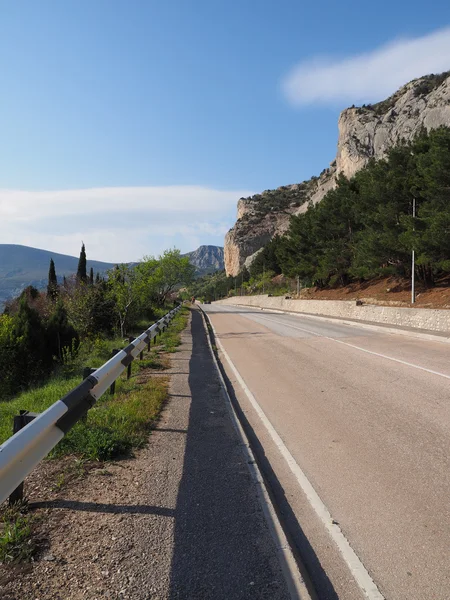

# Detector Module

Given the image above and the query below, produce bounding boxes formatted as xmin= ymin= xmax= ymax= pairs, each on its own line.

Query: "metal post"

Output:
xmin=9 ymin=411 xmax=39 ymax=505
xmin=110 ymin=349 xmax=120 ymax=395
xmin=83 ymin=367 xmax=96 ymax=380
xmin=263 ymin=261 xmax=265 ymax=295
xmin=127 ymin=337 xmax=134 ymax=379
xmin=411 ymin=197 xmax=416 ymax=304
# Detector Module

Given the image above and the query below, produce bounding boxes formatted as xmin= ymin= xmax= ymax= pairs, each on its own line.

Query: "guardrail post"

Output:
xmin=83 ymin=367 xmax=96 ymax=379
xmin=9 ymin=411 xmax=39 ymax=505
xmin=127 ymin=337 xmax=134 ymax=379
xmin=110 ymin=349 xmax=120 ymax=395
xmin=82 ymin=368 xmax=96 ymax=422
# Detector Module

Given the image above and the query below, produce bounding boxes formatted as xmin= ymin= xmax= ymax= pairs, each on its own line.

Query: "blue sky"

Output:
xmin=1 ymin=1 xmax=449 ymax=261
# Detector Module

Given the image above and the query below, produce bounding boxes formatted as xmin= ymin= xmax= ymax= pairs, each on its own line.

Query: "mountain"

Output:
xmin=0 ymin=244 xmax=115 ymax=306
xmin=224 ymin=71 xmax=450 ymax=276
xmin=183 ymin=245 xmax=224 ymax=276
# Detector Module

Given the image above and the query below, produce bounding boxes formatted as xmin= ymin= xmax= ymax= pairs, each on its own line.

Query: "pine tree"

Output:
xmin=47 ymin=259 xmax=58 ymax=300
xmin=89 ymin=267 xmax=94 ymax=285
xmin=77 ymin=243 xmax=87 ymax=282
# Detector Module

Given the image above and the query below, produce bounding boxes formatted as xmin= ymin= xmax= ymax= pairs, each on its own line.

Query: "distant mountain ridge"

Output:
xmin=0 ymin=243 xmax=225 ymax=308
xmin=183 ymin=245 xmax=224 ymax=275
xmin=0 ymin=244 xmax=115 ymax=306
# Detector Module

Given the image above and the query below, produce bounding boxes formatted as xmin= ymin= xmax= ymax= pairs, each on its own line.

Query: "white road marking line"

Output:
xmin=209 ymin=320 xmax=385 ymax=600
xmin=256 ymin=314 xmax=450 ymax=380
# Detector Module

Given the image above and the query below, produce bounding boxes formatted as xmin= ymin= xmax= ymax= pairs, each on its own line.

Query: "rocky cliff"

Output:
xmin=225 ymin=71 xmax=450 ymax=276
xmin=183 ymin=245 xmax=224 ymax=276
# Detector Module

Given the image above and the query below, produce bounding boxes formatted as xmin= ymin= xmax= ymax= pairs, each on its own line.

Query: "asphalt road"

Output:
xmin=202 ymin=303 xmax=450 ymax=600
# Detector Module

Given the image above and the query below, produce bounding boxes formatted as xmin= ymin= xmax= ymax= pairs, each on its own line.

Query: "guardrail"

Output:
xmin=0 ymin=305 xmax=182 ymax=506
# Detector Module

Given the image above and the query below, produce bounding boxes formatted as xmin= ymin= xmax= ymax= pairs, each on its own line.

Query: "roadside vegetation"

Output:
xmin=0 ymin=248 xmax=193 ymax=401
xmin=0 ymin=307 xmax=188 ymax=563
xmin=0 ymin=244 xmax=191 ymax=563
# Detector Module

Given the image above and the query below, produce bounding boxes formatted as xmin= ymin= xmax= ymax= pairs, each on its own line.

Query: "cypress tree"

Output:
xmin=63 ymin=275 xmax=67 ymax=287
xmin=95 ymin=272 xmax=100 ymax=284
xmin=47 ymin=258 xmax=58 ymax=300
xmin=89 ymin=267 xmax=94 ymax=285
xmin=77 ymin=243 xmax=87 ymax=282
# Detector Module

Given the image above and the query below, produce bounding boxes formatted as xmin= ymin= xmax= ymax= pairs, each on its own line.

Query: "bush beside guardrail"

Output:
xmin=0 ymin=305 xmax=181 ymax=506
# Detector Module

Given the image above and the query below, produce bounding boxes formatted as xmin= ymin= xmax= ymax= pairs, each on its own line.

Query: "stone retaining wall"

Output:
xmin=216 ymin=296 xmax=450 ymax=333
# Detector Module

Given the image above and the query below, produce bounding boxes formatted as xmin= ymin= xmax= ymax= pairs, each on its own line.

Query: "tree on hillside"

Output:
xmin=47 ymin=258 xmax=58 ymax=300
xmin=136 ymin=249 xmax=195 ymax=306
xmin=107 ymin=264 xmax=138 ymax=337
xmin=46 ymin=300 xmax=79 ymax=361
xmin=13 ymin=296 xmax=51 ymax=387
xmin=63 ymin=279 xmax=96 ymax=338
xmin=95 ymin=272 xmax=100 ymax=284
xmin=77 ymin=243 xmax=87 ymax=282
xmin=89 ymin=267 xmax=94 ymax=285
xmin=275 ymin=127 xmax=450 ymax=286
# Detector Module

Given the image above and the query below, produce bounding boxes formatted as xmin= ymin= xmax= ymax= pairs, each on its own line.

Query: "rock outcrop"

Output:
xmin=183 ymin=245 xmax=224 ymax=276
xmin=225 ymin=71 xmax=450 ymax=276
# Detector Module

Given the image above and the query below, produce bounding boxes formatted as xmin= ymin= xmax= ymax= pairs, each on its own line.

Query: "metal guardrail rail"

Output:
xmin=0 ymin=305 xmax=181 ymax=505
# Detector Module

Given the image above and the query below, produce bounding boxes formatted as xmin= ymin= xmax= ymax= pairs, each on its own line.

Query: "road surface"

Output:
xmin=202 ymin=303 xmax=450 ymax=600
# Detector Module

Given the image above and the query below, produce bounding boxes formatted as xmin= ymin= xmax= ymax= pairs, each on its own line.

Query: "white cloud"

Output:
xmin=282 ymin=27 xmax=450 ymax=106
xmin=0 ymin=185 xmax=253 ymax=262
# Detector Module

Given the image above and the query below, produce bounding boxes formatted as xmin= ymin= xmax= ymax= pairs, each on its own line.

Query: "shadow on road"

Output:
xmin=168 ymin=310 xmax=291 ymax=599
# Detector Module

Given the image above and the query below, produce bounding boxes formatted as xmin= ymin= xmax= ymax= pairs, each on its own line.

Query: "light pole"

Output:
xmin=411 ymin=197 xmax=416 ymax=304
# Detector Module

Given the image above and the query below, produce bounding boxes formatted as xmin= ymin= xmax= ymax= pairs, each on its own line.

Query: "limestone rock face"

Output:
xmin=336 ymin=75 xmax=450 ymax=179
xmin=224 ymin=72 xmax=450 ymax=276
xmin=183 ymin=245 xmax=224 ymax=275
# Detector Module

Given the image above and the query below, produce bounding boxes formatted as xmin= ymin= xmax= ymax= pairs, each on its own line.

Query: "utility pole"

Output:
xmin=263 ymin=260 xmax=265 ymax=295
xmin=411 ymin=197 xmax=416 ymax=304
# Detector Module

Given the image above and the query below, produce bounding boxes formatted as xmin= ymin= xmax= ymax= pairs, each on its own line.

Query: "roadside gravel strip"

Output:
xmin=0 ymin=310 xmax=292 ymax=600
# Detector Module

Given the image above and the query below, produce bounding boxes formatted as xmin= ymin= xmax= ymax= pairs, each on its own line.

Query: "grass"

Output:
xmin=51 ymin=375 xmax=168 ymax=461
xmin=0 ymin=504 xmax=35 ymax=563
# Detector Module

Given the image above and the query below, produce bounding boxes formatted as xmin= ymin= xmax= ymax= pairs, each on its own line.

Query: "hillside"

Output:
xmin=225 ymin=70 xmax=450 ymax=276
xmin=0 ymin=245 xmax=115 ymax=306
xmin=183 ymin=245 xmax=224 ymax=276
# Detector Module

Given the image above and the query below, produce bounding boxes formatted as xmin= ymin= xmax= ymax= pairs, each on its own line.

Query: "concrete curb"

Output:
xmin=220 ymin=302 xmax=450 ymax=344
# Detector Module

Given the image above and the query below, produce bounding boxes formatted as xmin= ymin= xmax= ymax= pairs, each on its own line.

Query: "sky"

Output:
xmin=1 ymin=1 xmax=450 ymax=262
